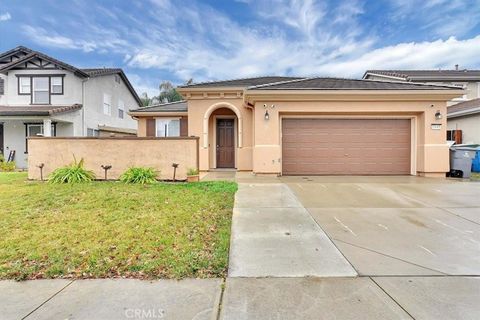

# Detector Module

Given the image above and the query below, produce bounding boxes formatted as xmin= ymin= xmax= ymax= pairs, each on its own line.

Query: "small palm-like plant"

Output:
xmin=120 ymin=167 xmax=158 ymax=184
xmin=49 ymin=157 xmax=95 ymax=183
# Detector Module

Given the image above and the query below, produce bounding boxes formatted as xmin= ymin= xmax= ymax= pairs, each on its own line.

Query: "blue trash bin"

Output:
xmin=473 ymin=150 xmax=480 ymax=173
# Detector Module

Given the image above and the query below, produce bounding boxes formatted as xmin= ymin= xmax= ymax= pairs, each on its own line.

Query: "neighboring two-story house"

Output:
xmin=363 ymin=68 xmax=480 ymax=144
xmin=0 ymin=46 xmax=142 ymax=168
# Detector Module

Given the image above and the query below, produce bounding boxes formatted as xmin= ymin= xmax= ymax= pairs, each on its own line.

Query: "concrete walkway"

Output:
xmin=228 ymin=182 xmax=357 ymax=277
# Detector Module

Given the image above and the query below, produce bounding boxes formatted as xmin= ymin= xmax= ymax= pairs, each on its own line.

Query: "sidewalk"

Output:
xmin=4 ymin=277 xmax=480 ymax=319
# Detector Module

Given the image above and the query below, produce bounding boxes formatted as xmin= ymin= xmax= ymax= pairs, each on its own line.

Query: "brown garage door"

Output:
xmin=282 ymin=119 xmax=411 ymax=175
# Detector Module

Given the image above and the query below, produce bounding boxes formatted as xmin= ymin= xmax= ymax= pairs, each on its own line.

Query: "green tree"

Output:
xmin=140 ymin=92 xmax=152 ymax=107
xmin=157 ymin=81 xmax=183 ymax=103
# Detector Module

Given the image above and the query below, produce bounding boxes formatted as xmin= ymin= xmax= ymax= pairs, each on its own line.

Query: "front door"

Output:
xmin=216 ymin=119 xmax=235 ymax=168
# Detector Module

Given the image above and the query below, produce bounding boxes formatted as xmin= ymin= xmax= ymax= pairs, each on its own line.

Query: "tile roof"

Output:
xmin=130 ymin=100 xmax=188 ymax=113
xmin=0 ymin=104 xmax=83 ymax=116
xmin=447 ymin=98 xmax=480 ymax=117
xmin=81 ymin=68 xmax=124 ymax=77
xmin=247 ymin=77 xmax=459 ymax=90
xmin=178 ymin=76 xmax=304 ymax=88
xmin=364 ymin=70 xmax=480 ymax=80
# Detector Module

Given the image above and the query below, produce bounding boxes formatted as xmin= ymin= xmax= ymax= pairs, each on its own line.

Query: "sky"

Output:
xmin=1 ymin=0 xmax=480 ymax=96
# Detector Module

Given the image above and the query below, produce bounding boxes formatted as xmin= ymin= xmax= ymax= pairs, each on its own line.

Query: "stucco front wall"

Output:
xmin=28 ymin=137 xmax=199 ymax=180
xmin=251 ymin=99 xmax=449 ymax=176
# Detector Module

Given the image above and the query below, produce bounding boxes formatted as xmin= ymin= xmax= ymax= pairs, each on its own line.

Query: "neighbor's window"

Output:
xmin=32 ymin=77 xmax=49 ymax=104
xmin=103 ymin=93 xmax=111 ymax=115
xmin=118 ymin=99 xmax=124 ymax=119
xmin=19 ymin=77 xmax=31 ymax=94
xmin=51 ymin=77 xmax=63 ymax=94
xmin=155 ymin=118 xmax=180 ymax=137
xmin=25 ymin=123 xmax=56 ymax=153
xmin=87 ymin=128 xmax=99 ymax=137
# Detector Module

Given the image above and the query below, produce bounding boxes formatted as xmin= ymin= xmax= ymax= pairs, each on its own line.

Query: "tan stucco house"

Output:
xmin=129 ymin=77 xmax=464 ymax=177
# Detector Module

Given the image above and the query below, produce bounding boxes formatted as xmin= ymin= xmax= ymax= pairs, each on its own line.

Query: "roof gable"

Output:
xmin=0 ymin=48 xmax=89 ymax=77
xmin=81 ymin=68 xmax=142 ymax=108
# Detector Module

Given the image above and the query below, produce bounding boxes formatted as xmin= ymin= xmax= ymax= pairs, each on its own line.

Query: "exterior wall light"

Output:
xmin=263 ymin=104 xmax=275 ymax=121
xmin=435 ymin=110 xmax=442 ymax=120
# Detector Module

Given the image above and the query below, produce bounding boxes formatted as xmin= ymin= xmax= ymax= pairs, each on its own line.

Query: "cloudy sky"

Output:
xmin=1 ymin=0 xmax=480 ymax=96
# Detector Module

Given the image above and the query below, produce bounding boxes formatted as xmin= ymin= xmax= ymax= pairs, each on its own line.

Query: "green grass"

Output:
xmin=471 ymin=172 xmax=480 ymax=181
xmin=0 ymin=172 xmax=237 ymax=280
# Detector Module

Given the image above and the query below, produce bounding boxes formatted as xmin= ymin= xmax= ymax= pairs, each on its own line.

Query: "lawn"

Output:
xmin=0 ymin=172 xmax=237 ymax=280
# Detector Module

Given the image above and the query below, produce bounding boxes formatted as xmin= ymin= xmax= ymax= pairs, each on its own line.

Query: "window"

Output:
xmin=32 ymin=77 xmax=49 ymax=104
xmin=103 ymin=93 xmax=111 ymax=115
xmin=17 ymin=75 xmax=65 ymax=102
xmin=114 ymin=74 xmax=121 ymax=84
xmin=87 ymin=128 xmax=99 ymax=137
xmin=155 ymin=118 xmax=180 ymax=137
xmin=118 ymin=99 xmax=124 ymax=119
xmin=51 ymin=77 xmax=63 ymax=94
xmin=25 ymin=123 xmax=56 ymax=153
xmin=19 ymin=77 xmax=31 ymax=94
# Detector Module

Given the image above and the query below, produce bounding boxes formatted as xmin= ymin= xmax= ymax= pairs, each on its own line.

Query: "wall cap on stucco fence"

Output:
xmin=27 ymin=136 xmax=200 ymax=141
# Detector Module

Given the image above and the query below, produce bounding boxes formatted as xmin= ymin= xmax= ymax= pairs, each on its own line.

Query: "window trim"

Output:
xmin=24 ymin=122 xmax=57 ymax=153
xmin=50 ymin=76 xmax=64 ymax=95
xmin=103 ymin=93 xmax=112 ymax=116
xmin=15 ymin=74 xmax=65 ymax=103
xmin=32 ymin=76 xmax=51 ymax=105
xmin=118 ymin=99 xmax=125 ymax=119
xmin=155 ymin=118 xmax=181 ymax=137
xmin=17 ymin=76 xmax=31 ymax=95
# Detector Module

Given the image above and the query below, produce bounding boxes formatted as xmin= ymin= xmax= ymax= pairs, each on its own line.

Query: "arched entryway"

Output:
xmin=203 ymin=102 xmax=242 ymax=169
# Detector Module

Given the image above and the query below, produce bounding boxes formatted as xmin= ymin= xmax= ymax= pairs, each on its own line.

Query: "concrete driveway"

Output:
xmin=224 ymin=175 xmax=480 ymax=319
xmin=283 ymin=176 xmax=480 ymax=276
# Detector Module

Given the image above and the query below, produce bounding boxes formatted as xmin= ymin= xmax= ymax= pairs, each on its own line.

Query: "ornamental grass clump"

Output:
xmin=49 ymin=157 xmax=95 ymax=183
xmin=120 ymin=167 xmax=158 ymax=184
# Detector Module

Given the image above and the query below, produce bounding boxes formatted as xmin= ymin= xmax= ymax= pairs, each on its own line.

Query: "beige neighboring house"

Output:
xmin=0 ymin=46 xmax=142 ymax=168
xmin=129 ymin=77 xmax=463 ymax=177
xmin=363 ymin=69 xmax=480 ymax=144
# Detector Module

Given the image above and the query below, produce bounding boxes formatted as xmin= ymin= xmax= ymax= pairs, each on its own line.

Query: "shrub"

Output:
xmin=0 ymin=161 xmax=15 ymax=172
xmin=187 ymin=168 xmax=199 ymax=176
xmin=120 ymin=167 xmax=158 ymax=184
xmin=0 ymin=153 xmax=15 ymax=172
xmin=49 ymin=157 xmax=95 ymax=183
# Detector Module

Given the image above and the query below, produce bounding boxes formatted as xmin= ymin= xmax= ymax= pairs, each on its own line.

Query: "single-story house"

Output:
xmin=129 ymin=77 xmax=463 ymax=177
xmin=447 ymin=98 xmax=480 ymax=144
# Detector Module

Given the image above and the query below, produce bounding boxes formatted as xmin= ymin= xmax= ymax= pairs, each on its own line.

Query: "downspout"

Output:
xmin=81 ymin=77 xmax=88 ymax=136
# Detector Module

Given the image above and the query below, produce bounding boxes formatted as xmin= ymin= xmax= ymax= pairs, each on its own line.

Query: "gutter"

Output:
xmin=447 ymin=107 xmax=480 ymax=119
